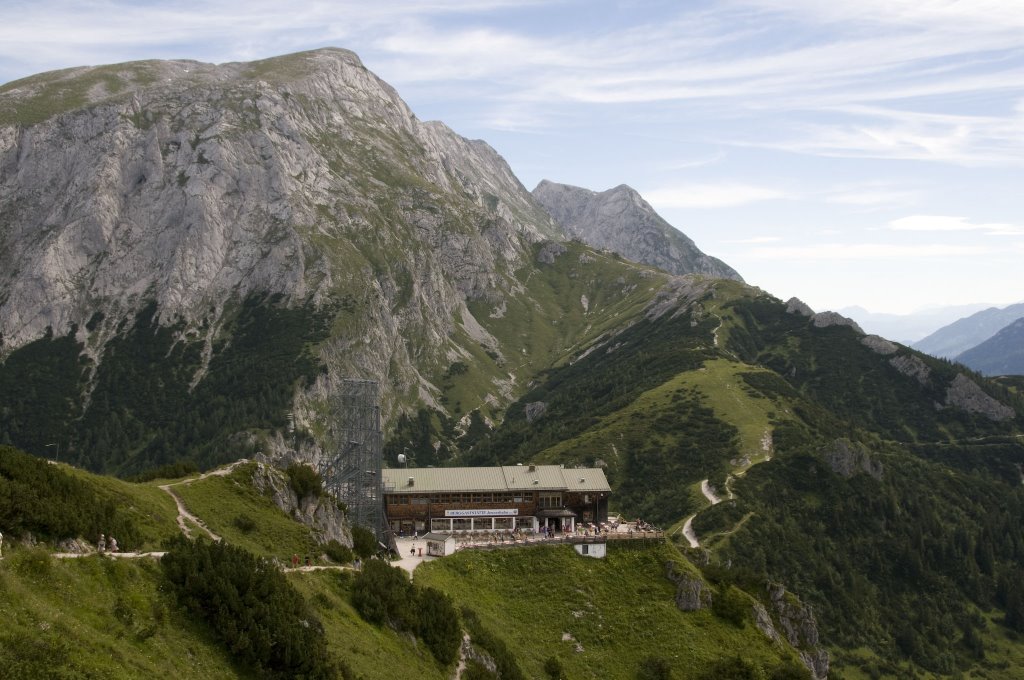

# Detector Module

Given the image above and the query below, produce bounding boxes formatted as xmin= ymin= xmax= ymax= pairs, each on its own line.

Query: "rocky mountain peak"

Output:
xmin=0 ymin=49 xmax=559 ymax=357
xmin=531 ymin=179 xmax=742 ymax=281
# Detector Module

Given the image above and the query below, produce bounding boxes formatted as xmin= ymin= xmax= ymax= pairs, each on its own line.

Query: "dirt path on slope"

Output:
xmin=158 ymin=459 xmax=249 ymax=541
xmin=681 ymin=514 xmax=700 ymax=548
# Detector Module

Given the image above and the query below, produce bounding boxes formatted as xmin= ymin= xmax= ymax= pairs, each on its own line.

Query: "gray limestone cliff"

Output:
xmin=0 ymin=48 xmax=564 ymax=433
xmin=249 ymin=460 xmax=351 ymax=546
xmin=943 ymin=374 xmax=1015 ymax=421
xmin=889 ymin=354 xmax=932 ymax=385
xmin=785 ymin=297 xmax=814 ymax=317
xmin=811 ymin=311 xmax=863 ymax=334
xmin=665 ymin=561 xmax=713 ymax=611
xmin=766 ymin=582 xmax=829 ymax=680
xmin=861 ymin=334 xmax=898 ymax=355
xmin=531 ymin=180 xmax=741 ymax=281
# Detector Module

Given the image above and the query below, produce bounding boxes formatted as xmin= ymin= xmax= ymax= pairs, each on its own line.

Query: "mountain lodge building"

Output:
xmin=382 ymin=464 xmax=610 ymax=536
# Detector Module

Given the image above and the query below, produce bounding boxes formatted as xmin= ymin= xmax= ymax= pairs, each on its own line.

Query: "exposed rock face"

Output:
xmin=786 ymin=297 xmax=814 ymax=317
xmin=822 ymin=438 xmax=883 ymax=481
xmin=666 ymin=561 xmax=713 ymax=611
xmin=461 ymin=636 xmax=498 ymax=675
xmin=532 ymin=180 xmax=742 ymax=281
xmin=811 ymin=311 xmax=864 ymax=334
xmin=249 ymin=461 xmax=352 ymax=546
xmin=944 ymin=374 xmax=1015 ymax=421
xmin=766 ymin=582 xmax=829 ymax=680
xmin=0 ymin=48 xmax=561 ymax=429
xmin=889 ymin=354 xmax=931 ymax=385
xmin=861 ymin=334 xmax=898 ymax=355
xmin=644 ymin=276 xmax=713 ymax=322
xmin=753 ymin=603 xmax=781 ymax=644
xmin=56 ymin=537 xmax=93 ymax=554
xmin=536 ymin=241 xmax=568 ymax=264
xmin=524 ymin=401 xmax=548 ymax=423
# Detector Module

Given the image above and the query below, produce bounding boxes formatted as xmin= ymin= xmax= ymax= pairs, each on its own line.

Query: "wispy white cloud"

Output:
xmin=1 ymin=0 xmax=1023 ymax=168
xmin=660 ymin=151 xmax=727 ymax=171
xmin=643 ymin=183 xmax=789 ymax=209
xmin=745 ymin=242 xmax=994 ymax=260
xmin=889 ymin=215 xmax=1024 ymax=235
xmin=723 ymin=236 xmax=783 ymax=244
xmin=823 ymin=182 xmax=922 ymax=209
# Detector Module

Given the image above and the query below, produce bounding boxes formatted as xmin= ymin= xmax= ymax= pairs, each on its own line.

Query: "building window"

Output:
xmin=539 ymin=493 xmax=562 ymax=509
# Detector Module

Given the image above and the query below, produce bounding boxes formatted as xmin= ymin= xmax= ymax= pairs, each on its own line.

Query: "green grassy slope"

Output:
xmin=468 ymin=282 xmax=1024 ymax=677
xmin=0 ymin=552 xmax=239 ymax=678
xmin=171 ymin=462 xmax=321 ymax=561
xmin=3 ymin=445 xmax=821 ymax=679
xmin=289 ymin=570 xmax=450 ymax=680
xmin=416 ymin=541 xmax=806 ymax=679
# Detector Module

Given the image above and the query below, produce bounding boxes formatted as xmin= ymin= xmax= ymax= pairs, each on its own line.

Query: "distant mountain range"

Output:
xmin=839 ymin=303 xmax=994 ymax=344
xmin=956 ymin=317 xmax=1024 ymax=376
xmin=913 ymin=302 xmax=1024 ymax=360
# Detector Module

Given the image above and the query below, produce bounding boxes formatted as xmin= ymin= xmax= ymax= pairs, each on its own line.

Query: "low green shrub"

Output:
xmin=323 ymin=540 xmax=353 ymax=564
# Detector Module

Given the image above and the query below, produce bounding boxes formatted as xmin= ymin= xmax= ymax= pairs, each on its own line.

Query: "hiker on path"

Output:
xmin=98 ymin=534 xmax=106 ymax=554
xmin=108 ymin=536 xmax=119 ymax=553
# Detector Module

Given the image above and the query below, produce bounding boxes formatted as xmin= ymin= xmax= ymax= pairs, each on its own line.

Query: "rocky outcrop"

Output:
xmin=822 ymin=438 xmax=883 ymax=481
xmin=943 ymin=374 xmax=1015 ymax=421
xmin=249 ymin=461 xmax=351 ymax=546
xmin=665 ymin=561 xmax=713 ymax=611
xmin=524 ymin=401 xmax=548 ymax=423
xmin=536 ymin=241 xmax=567 ymax=264
xmin=889 ymin=354 xmax=931 ymax=385
xmin=811 ymin=311 xmax=863 ymax=334
xmin=786 ymin=297 xmax=814 ymax=317
xmin=753 ymin=603 xmax=781 ymax=644
xmin=861 ymin=335 xmax=898 ymax=355
xmin=766 ymin=582 xmax=829 ymax=680
xmin=461 ymin=636 xmax=499 ymax=675
xmin=532 ymin=180 xmax=742 ymax=281
xmin=56 ymin=537 xmax=93 ymax=554
xmin=644 ymin=276 xmax=713 ymax=322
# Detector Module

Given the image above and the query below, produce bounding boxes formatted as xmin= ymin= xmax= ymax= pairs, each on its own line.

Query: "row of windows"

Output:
xmin=386 ymin=492 xmax=536 ymax=505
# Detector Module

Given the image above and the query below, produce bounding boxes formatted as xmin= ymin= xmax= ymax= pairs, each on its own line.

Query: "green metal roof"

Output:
xmin=382 ymin=465 xmax=610 ymax=494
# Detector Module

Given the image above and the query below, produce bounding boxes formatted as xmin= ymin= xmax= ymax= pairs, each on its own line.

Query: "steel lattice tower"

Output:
xmin=319 ymin=379 xmax=383 ymax=539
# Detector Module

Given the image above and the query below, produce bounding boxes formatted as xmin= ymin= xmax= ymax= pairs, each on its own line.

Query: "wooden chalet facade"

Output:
xmin=382 ymin=464 xmax=610 ymax=535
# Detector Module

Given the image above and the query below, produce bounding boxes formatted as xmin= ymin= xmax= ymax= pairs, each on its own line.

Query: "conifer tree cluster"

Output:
xmin=160 ymin=536 xmax=335 ymax=679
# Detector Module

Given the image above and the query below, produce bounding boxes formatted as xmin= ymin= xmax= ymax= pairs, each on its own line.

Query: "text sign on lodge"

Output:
xmin=444 ymin=508 xmax=518 ymax=517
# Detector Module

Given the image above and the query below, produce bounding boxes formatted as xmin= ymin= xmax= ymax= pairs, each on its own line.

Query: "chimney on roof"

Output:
xmin=528 ymin=464 xmax=536 ymax=472
xmin=407 ymin=477 xmax=414 ymax=487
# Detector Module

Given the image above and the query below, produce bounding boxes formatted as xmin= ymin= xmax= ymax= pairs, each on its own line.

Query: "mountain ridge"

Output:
xmin=913 ymin=302 xmax=1024 ymax=359
xmin=957 ymin=317 xmax=1024 ymax=376
xmin=532 ymin=179 xmax=742 ymax=281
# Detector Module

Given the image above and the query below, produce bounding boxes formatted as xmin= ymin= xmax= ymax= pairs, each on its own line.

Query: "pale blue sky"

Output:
xmin=2 ymin=0 xmax=1022 ymax=314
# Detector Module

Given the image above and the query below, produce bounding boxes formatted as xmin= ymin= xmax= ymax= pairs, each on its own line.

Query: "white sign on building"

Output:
xmin=444 ymin=508 xmax=518 ymax=517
